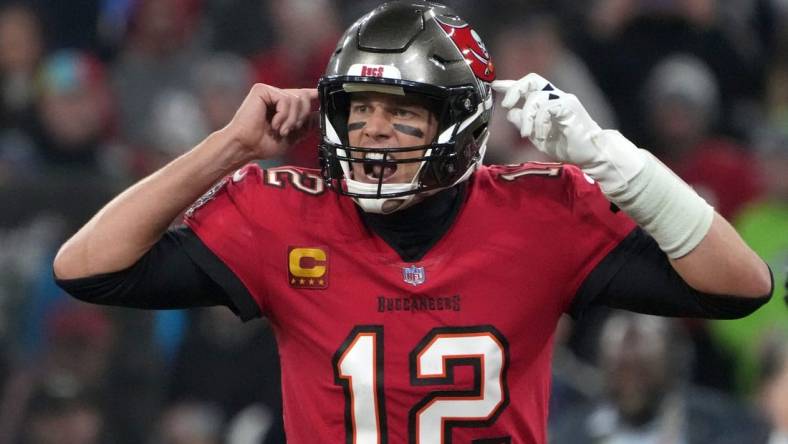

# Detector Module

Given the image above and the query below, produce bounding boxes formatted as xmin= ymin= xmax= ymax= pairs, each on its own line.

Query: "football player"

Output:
xmin=53 ymin=2 xmax=773 ymax=443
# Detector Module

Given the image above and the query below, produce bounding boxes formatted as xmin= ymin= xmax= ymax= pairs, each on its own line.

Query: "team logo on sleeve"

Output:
xmin=288 ymin=247 xmax=329 ymax=289
xmin=402 ymin=265 xmax=426 ymax=286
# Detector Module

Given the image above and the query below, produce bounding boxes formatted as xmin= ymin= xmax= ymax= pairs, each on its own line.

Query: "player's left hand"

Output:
xmin=492 ymin=74 xmax=645 ymax=193
xmin=492 ymin=74 xmax=602 ymax=165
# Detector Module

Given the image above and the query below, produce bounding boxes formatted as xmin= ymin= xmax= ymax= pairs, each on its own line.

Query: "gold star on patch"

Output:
xmin=299 ymin=278 xmax=305 ymax=285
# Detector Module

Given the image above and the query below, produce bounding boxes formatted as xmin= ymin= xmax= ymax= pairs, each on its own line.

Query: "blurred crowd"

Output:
xmin=0 ymin=0 xmax=785 ymax=443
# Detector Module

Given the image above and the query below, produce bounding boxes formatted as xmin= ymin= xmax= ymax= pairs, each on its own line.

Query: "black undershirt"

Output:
xmin=55 ymin=190 xmax=773 ymax=321
xmin=359 ymin=185 xmax=464 ymax=262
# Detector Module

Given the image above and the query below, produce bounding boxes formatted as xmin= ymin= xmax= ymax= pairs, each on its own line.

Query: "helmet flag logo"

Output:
xmin=435 ymin=18 xmax=495 ymax=82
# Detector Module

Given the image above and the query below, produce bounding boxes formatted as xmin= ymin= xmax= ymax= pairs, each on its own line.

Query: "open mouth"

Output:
xmin=364 ymin=152 xmax=398 ymax=181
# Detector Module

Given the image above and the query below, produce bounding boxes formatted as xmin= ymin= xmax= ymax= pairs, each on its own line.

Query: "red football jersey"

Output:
xmin=185 ymin=163 xmax=635 ymax=443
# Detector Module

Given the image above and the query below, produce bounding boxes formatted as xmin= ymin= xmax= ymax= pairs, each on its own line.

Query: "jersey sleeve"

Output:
xmin=54 ymin=226 xmax=260 ymax=320
xmin=565 ymin=166 xmax=637 ymax=312
xmin=184 ymin=164 xmax=274 ymax=317
xmin=569 ymin=226 xmax=772 ymax=319
xmin=551 ymin=165 xmax=638 ymax=313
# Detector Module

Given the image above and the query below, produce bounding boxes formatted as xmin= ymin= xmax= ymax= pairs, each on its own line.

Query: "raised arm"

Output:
xmin=53 ymin=85 xmax=317 ymax=280
xmin=492 ymin=74 xmax=772 ymax=299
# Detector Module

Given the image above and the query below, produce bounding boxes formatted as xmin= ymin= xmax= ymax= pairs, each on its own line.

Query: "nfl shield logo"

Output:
xmin=402 ymin=265 xmax=425 ymax=286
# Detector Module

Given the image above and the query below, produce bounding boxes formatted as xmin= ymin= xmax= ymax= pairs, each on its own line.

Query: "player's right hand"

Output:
xmin=223 ymin=83 xmax=318 ymax=160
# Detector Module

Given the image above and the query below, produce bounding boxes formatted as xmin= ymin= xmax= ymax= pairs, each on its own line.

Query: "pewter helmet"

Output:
xmin=318 ymin=1 xmax=495 ymax=213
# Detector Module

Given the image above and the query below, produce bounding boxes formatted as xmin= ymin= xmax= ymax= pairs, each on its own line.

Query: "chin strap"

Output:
xmin=345 ymin=177 xmax=420 ymax=214
xmin=354 ymin=197 xmax=412 ymax=214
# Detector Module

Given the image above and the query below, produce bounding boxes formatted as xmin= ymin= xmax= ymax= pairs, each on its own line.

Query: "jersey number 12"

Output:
xmin=333 ymin=325 xmax=510 ymax=443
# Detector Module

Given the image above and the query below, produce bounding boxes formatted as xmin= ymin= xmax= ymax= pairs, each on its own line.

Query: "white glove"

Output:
xmin=492 ymin=74 xmax=714 ymax=258
xmin=492 ymin=73 xmax=645 ymax=194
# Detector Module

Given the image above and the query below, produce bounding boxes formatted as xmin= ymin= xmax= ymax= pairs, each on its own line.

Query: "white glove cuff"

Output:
xmin=605 ymin=150 xmax=714 ymax=259
xmin=584 ymin=130 xmax=647 ymax=194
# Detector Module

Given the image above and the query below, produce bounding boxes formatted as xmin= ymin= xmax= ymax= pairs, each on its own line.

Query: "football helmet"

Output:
xmin=318 ymin=1 xmax=494 ymax=213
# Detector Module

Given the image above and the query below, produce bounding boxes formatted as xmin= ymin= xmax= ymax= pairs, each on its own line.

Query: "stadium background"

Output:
xmin=0 ymin=0 xmax=785 ymax=442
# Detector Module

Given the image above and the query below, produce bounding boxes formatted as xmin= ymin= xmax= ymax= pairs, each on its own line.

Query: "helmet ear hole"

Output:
xmin=453 ymin=91 xmax=477 ymax=115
